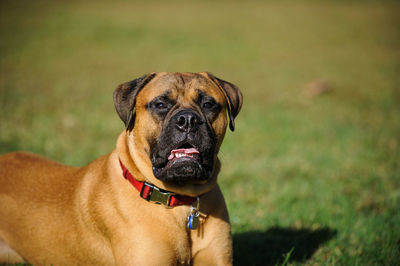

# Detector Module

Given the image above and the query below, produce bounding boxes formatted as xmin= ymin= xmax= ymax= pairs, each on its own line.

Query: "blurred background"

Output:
xmin=1 ymin=0 xmax=399 ymax=265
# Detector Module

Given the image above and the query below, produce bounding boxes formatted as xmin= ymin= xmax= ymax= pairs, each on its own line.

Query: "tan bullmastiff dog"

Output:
xmin=0 ymin=72 xmax=243 ymax=265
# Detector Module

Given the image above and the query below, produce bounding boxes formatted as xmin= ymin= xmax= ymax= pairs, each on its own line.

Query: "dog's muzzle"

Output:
xmin=150 ymin=109 xmax=216 ymax=185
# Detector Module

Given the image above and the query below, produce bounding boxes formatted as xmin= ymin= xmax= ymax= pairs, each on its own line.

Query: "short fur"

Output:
xmin=0 ymin=72 xmax=243 ymax=265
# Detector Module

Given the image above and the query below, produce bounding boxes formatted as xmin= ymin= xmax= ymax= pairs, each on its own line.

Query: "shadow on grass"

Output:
xmin=233 ymin=227 xmax=337 ymax=266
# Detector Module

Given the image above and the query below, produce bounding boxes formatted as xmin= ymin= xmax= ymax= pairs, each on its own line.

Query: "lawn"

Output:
xmin=1 ymin=0 xmax=399 ymax=265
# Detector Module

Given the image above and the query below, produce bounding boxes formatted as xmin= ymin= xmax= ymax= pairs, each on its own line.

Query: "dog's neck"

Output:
xmin=118 ymin=159 xmax=197 ymax=207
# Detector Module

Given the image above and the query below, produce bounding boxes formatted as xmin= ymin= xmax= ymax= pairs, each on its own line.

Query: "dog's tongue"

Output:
xmin=168 ymin=148 xmax=200 ymax=160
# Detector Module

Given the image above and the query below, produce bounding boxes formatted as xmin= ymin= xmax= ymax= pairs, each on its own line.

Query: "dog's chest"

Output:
xmin=163 ymin=208 xmax=194 ymax=264
xmin=173 ymin=230 xmax=192 ymax=265
xmin=131 ymin=204 xmax=194 ymax=264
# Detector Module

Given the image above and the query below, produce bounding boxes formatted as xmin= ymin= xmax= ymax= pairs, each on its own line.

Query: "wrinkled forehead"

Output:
xmin=140 ymin=72 xmax=225 ymax=103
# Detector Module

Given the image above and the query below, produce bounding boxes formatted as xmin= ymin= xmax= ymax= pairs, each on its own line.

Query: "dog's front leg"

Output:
xmin=190 ymin=211 xmax=233 ymax=266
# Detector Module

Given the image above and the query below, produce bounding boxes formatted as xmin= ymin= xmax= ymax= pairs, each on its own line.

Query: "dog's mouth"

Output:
xmin=152 ymin=142 xmax=210 ymax=185
xmin=168 ymin=145 xmax=200 ymax=161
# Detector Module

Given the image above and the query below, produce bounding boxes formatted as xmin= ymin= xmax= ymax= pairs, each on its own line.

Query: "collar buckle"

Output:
xmin=140 ymin=182 xmax=174 ymax=206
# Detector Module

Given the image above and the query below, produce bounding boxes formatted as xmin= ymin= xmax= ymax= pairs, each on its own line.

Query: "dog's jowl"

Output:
xmin=0 ymin=72 xmax=243 ymax=265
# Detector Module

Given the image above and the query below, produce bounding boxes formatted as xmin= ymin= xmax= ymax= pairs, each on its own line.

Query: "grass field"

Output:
xmin=1 ymin=0 xmax=399 ymax=265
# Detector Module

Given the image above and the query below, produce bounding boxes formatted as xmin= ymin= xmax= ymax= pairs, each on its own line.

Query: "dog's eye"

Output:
xmin=155 ymin=102 xmax=167 ymax=109
xmin=202 ymin=102 xmax=214 ymax=109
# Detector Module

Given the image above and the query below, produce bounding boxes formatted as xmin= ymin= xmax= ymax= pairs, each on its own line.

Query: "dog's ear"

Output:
xmin=113 ymin=73 xmax=156 ymax=131
xmin=205 ymin=72 xmax=243 ymax=131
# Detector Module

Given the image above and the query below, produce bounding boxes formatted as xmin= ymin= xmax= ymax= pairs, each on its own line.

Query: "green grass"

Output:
xmin=1 ymin=0 xmax=399 ymax=265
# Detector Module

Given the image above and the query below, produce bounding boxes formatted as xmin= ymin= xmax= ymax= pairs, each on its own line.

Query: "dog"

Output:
xmin=0 ymin=72 xmax=243 ymax=265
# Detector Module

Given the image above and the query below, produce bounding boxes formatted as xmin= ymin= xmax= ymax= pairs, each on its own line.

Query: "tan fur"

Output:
xmin=0 ymin=72 xmax=238 ymax=265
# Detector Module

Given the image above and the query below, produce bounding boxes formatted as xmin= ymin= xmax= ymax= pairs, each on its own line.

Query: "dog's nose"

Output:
xmin=175 ymin=110 xmax=203 ymax=132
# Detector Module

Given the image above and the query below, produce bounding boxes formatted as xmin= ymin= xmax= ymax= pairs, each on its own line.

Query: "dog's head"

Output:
xmin=114 ymin=72 xmax=242 ymax=195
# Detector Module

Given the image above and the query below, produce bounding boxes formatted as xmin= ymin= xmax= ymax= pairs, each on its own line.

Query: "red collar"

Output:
xmin=118 ymin=159 xmax=197 ymax=207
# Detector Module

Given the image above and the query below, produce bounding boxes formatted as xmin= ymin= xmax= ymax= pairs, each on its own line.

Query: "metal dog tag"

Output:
xmin=187 ymin=198 xmax=200 ymax=230
xmin=188 ymin=213 xmax=199 ymax=230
